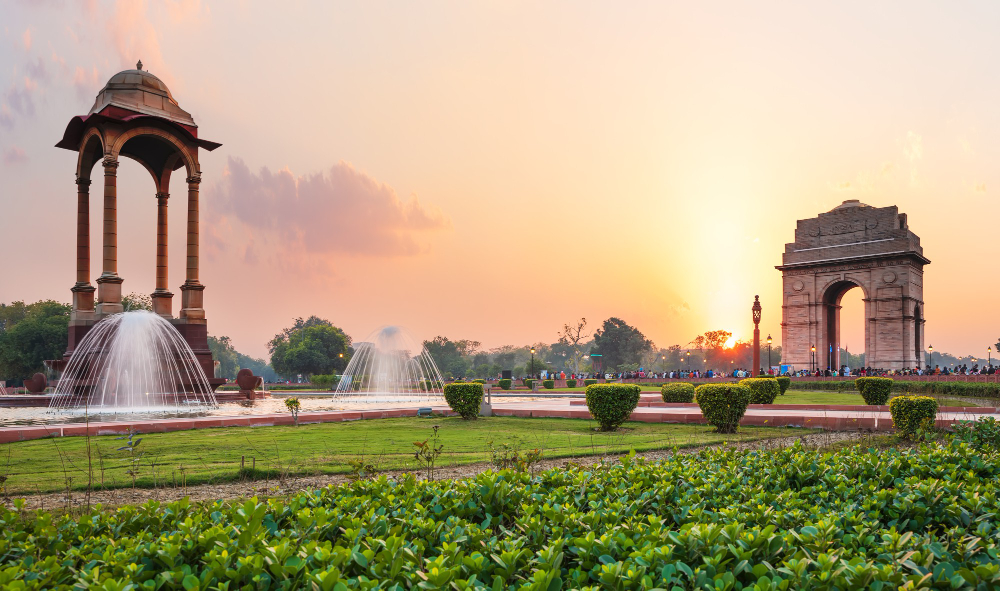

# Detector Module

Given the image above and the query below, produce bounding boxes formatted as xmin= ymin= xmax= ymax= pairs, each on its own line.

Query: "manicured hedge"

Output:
xmin=856 ymin=377 xmax=893 ymax=405
xmin=585 ymin=384 xmax=641 ymax=431
xmin=583 ymin=379 xmax=598 ymax=386
xmin=889 ymin=395 xmax=939 ymax=438
xmin=542 ymin=380 xmax=555 ymax=389
xmin=5 ymin=442 xmax=1000 ymax=588
xmin=523 ymin=379 xmax=535 ymax=390
xmin=696 ymin=383 xmax=751 ymax=433
xmin=660 ymin=382 xmax=695 ymax=403
xmin=443 ymin=382 xmax=483 ymax=419
xmin=498 ymin=378 xmax=512 ymax=390
xmin=792 ymin=379 xmax=1000 ymax=400
xmin=566 ymin=379 xmax=577 ymax=388
xmin=776 ymin=376 xmax=791 ymax=395
xmin=473 ymin=379 xmax=485 ymax=384
xmin=739 ymin=377 xmax=780 ymax=404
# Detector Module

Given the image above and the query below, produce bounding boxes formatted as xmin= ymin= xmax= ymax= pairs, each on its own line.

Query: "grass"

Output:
xmin=0 ymin=416 xmax=808 ymax=494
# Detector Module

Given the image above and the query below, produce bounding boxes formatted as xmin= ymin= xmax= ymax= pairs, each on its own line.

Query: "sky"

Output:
xmin=0 ymin=1 xmax=997 ymax=360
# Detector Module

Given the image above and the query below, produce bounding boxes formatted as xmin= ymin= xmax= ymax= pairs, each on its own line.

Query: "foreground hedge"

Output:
xmin=443 ymin=382 xmax=483 ymax=419
xmin=793 ymin=379 xmax=1000 ymax=399
xmin=5 ymin=441 xmax=1000 ymax=589
xmin=696 ymin=383 xmax=751 ymax=433
xmin=498 ymin=378 xmax=512 ymax=390
xmin=889 ymin=395 xmax=939 ymax=438
xmin=585 ymin=383 xmax=641 ymax=431
xmin=776 ymin=376 xmax=791 ymax=395
xmin=542 ymin=380 xmax=555 ymax=389
xmin=856 ymin=377 xmax=893 ymax=405
xmin=738 ymin=377 xmax=780 ymax=404
xmin=660 ymin=382 xmax=695 ymax=403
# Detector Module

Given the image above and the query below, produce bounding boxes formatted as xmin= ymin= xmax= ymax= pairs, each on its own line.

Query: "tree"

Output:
xmin=270 ymin=317 xmax=351 ymax=378
xmin=0 ymin=300 xmax=70 ymax=380
xmin=236 ymin=353 xmax=280 ymax=382
xmin=591 ymin=318 xmax=654 ymax=370
xmin=558 ymin=318 xmax=588 ymax=373
xmin=423 ymin=336 xmax=476 ymax=379
xmin=121 ymin=292 xmax=152 ymax=312
xmin=492 ymin=345 xmax=517 ymax=370
xmin=207 ymin=336 xmax=240 ymax=380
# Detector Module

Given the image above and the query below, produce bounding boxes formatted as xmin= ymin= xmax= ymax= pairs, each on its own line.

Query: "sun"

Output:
xmin=724 ymin=335 xmax=737 ymax=348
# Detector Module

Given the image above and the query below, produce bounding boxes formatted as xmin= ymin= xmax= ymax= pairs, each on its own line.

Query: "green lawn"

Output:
xmin=0 ymin=417 xmax=807 ymax=494
xmin=780 ymin=389 xmax=981 ymax=407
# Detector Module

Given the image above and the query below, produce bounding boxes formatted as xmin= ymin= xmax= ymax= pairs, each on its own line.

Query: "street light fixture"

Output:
xmin=811 ymin=345 xmax=816 ymax=373
xmin=928 ymin=344 xmax=933 ymax=369
xmin=766 ymin=334 xmax=772 ymax=374
xmin=530 ymin=347 xmax=536 ymax=378
xmin=988 ymin=346 xmax=992 ymax=367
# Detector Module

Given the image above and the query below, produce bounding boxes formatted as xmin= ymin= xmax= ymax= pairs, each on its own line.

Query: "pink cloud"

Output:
xmin=106 ymin=0 xmax=169 ymax=82
xmin=22 ymin=28 xmax=31 ymax=52
xmin=72 ymin=65 xmax=100 ymax=97
xmin=209 ymin=157 xmax=450 ymax=259
xmin=3 ymin=146 xmax=27 ymax=165
xmin=0 ymin=105 xmax=12 ymax=131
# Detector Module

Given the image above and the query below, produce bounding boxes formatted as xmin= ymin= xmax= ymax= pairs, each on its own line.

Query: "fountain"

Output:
xmin=333 ymin=326 xmax=445 ymax=403
xmin=49 ymin=310 xmax=219 ymax=414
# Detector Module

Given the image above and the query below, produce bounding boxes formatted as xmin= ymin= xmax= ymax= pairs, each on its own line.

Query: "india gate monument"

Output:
xmin=53 ymin=62 xmax=224 ymax=388
xmin=777 ymin=200 xmax=930 ymax=371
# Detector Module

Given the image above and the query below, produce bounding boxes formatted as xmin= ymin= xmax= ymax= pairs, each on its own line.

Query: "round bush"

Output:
xmin=542 ymin=380 xmax=555 ymax=389
xmin=566 ymin=379 xmax=578 ymax=388
xmin=889 ymin=395 xmax=938 ymax=438
xmin=739 ymin=377 xmax=780 ymax=405
xmin=776 ymin=376 xmax=791 ymax=395
xmin=523 ymin=379 xmax=535 ymax=390
xmin=443 ymin=383 xmax=484 ymax=420
xmin=661 ymin=382 xmax=695 ymax=403
xmin=584 ymin=379 xmax=599 ymax=386
xmin=498 ymin=378 xmax=512 ymax=390
xmin=856 ymin=377 xmax=893 ymax=405
xmin=696 ymin=384 xmax=751 ymax=434
xmin=473 ymin=379 xmax=485 ymax=384
xmin=585 ymin=384 xmax=641 ymax=431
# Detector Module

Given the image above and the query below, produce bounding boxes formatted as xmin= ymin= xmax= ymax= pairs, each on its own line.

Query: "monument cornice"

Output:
xmin=775 ymin=250 xmax=930 ymax=273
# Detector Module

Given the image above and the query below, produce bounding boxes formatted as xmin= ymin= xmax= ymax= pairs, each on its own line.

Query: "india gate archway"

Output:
xmin=54 ymin=61 xmax=224 ymax=387
xmin=777 ymin=200 xmax=930 ymax=371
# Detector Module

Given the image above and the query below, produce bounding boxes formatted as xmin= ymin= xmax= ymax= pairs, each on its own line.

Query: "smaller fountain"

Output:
xmin=49 ymin=310 xmax=218 ymax=414
xmin=333 ymin=326 xmax=445 ymax=403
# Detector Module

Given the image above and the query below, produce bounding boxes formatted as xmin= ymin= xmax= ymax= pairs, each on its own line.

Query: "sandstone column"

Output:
xmin=179 ymin=173 xmax=205 ymax=321
xmin=151 ymin=191 xmax=173 ymax=316
xmin=95 ymin=157 xmax=123 ymax=315
xmin=70 ymin=176 xmax=95 ymax=315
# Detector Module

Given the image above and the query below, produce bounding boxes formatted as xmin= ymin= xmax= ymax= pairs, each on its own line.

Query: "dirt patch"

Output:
xmin=1 ymin=430 xmax=869 ymax=512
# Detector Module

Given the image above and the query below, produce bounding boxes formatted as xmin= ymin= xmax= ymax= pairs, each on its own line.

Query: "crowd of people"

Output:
xmin=524 ymin=362 xmax=998 ymax=381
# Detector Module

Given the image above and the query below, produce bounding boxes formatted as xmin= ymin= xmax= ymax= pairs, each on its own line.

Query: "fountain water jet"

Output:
xmin=333 ymin=326 xmax=445 ymax=403
xmin=49 ymin=310 xmax=218 ymax=414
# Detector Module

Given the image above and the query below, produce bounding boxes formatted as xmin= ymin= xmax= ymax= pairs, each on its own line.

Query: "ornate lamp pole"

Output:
xmin=928 ymin=344 xmax=933 ymax=370
xmin=811 ymin=345 xmax=816 ymax=373
xmin=988 ymin=346 xmax=992 ymax=367
xmin=766 ymin=334 xmax=772 ymax=374
xmin=530 ymin=347 xmax=536 ymax=379
xmin=751 ymin=295 xmax=762 ymax=377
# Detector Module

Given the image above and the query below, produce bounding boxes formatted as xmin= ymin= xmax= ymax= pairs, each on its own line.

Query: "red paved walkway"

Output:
xmin=1 ymin=400 xmax=997 ymax=443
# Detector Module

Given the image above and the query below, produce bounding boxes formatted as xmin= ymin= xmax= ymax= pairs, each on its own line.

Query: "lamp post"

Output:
xmin=661 ymin=354 xmax=666 ymax=373
xmin=752 ymin=296 xmax=762 ymax=377
xmin=766 ymin=334 xmax=772 ymax=374
xmin=686 ymin=350 xmax=691 ymax=369
xmin=928 ymin=344 xmax=933 ymax=370
xmin=988 ymin=346 xmax=992 ymax=367
xmin=811 ymin=345 xmax=816 ymax=373
xmin=530 ymin=347 xmax=536 ymax=379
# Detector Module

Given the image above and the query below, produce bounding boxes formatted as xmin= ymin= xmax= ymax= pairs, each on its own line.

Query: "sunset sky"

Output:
xmin=1 ymin=1 xmax=997 ymax=360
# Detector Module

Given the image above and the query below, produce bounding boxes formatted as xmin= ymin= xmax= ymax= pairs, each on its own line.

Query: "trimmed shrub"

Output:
xmin=856 ymin=377 xmax=893 ymax=405
xmin=585 ymin=384 xmax=641 ymax=431
xmin=473 ymin=379 xmax=485 ymax=384
xmin=443 ymin=383 xmax=484 ymax=420
xmin=661 ymin=382 xmax=695 ymax=403
xmin=776 ymin=376 xmax=791 ymax=395
xmin=542 ymin=380 xmax=555 ymax=389
xmin=696 ymin=384 xmax=751 ymax=434
xmin=498 ymin=378 xmax=512 ymax=390
xmin=310 ymin=374 xmax=339 ymax=389
xmin=739 ymin=377 xmax=780 ymax=405
xmin=523 ymin=379 xmax=535 ymax=390
xmin=566 ymin=379 xmax=578 ymax=388
xmin=888 ymin=395 xmax=938 ymax=438
xmin=584 ymin=379 xmax=599 ymax=386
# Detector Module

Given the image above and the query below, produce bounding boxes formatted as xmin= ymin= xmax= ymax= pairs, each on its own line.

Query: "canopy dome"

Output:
xmin=88 ymin=61 xmax=196 ymax=127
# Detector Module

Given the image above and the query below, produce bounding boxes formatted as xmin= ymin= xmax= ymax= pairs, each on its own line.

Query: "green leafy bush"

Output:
xmin=542 ymin=380 xmax=555 ymax=389
xmin=776 ymin=376 xmax=791 ymax=395
xmin=953 ymin=417 xmax=1000 ymax=450
xmin=498 ymin=378 xmax=512 ymax=390
xmin=660 ymin=382 xmax=695 ymax=403
xmin=888 ymin=395 xmax=938 ymax=438
xmin=696 ymin=383 xmax=751 ymax=433
xmin=473 ymin=379 xmax=485 ymax=384
xmin=5 ymin=443 xmax=1000 ymax=588
xmin=442 ymin=382 xmax=483 ymax=419
xmin=523 ymin=379 xmax=535 ymax=390
xmin=566 ymin=379 xmax=577 ymax=388
xmin=856 ymin=377 xmax=893 ymax=405
xmin=309 ymin=374 xmax=339 ymax=389
xmin=585 ymin=383 xmax=641 ymax=431
xmin=583 ymin=378 xmax=598 ymax=386
xmin=738 ymin=377 xmax=780 ymax=404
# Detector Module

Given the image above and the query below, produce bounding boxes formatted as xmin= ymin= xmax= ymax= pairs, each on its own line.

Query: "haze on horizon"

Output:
xmin=0 ymin=1 xmax=997 ymax=360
